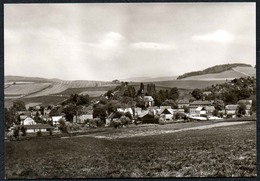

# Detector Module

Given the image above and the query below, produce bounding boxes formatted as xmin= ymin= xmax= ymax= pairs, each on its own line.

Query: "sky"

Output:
xmin=4 ymin=3 xmax=256 ymax=81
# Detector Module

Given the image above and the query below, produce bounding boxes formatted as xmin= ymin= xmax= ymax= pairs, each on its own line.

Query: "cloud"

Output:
xmin=86 ymin=32 xmax=124 ymax=50
xmin=130 ymin=42 xmax=176 ymax=50
xmin=192 ymin=30 xmax=234 ymax=43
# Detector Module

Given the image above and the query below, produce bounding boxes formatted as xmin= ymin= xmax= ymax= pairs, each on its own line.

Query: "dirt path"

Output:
xmin=61 ymin=121 xmax=251 ymax=140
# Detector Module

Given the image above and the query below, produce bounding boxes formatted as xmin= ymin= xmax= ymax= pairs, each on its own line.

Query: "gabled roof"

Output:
xmin=225 ymin=105 xmax=238 ymax=110
xmin=17 ymin=111 xmax=31 ymax=116
xmin=177 ymin=100 xmax=189 ymax=104
xmin=237 ymin=100 xmax=252 ymax=105
xmin=190 ymin=101 xmax=212 ymax=105
xmin=159 ymin=108 xmax=173 ymax=115
xmin=52 ymin=116 xmax=63 ymax=122
xmin=20 ymin=115 xmax=28 ymax=121
xmin=205 ymin=106 xmax=215 ymax=111
xmin=18 ymin=124 xmax=53 ymax=129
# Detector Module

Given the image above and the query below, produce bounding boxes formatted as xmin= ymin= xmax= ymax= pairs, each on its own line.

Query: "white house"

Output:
xmin=21 ymin=117 xmax=36 ymax=125
xmin=158 ymin=108 xmax=174 ymax=121
xmin=52 ymin=116 xmax=64 ymax=126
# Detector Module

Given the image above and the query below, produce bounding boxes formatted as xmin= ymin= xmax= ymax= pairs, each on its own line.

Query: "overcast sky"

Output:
xmin=4 ymin=3 xmax=255 ymax=81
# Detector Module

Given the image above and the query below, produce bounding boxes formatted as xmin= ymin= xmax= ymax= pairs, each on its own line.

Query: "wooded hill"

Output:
xmin=177 ymin=63 xmax=252 ymax=80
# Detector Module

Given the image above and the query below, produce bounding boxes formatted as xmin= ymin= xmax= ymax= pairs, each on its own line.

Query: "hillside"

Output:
xmin=4 ymin=75 xmax=117 ymax=99
xmin=177 ymin=63 xmax=253 ymax=80
xmin=121 ymin=76 xmax=178 ymax=82
xmin=181 ymin=67 xmax=256 ymax=80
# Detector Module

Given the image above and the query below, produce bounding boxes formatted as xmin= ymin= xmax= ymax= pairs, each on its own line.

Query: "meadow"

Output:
xmin=5 ymin=122 xmax=256 ymax=178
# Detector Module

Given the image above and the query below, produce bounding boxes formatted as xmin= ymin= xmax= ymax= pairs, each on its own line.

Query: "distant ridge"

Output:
xmin=121 ymin=76 xmax=178 ymax=82
xmin=177 ymin=63 xmax=252 ymax=80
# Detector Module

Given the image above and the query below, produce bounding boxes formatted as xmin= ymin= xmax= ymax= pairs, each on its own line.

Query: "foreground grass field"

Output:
xmin=5 ymin=122 xmax=256 ymax=178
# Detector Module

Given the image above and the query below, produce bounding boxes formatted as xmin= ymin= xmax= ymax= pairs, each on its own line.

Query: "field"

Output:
xmin=141 ymin=80 xmax=227 ymax=89
xmin=4 ymin=83 xmax=51 ymax=96
xmin=233 ymin=66 xmax=256 ymax=77
xmin=182 ymin=69 xmax=246 ymax=80
xmin=55 ymin=86 xmax=117 ymax=96
xmin=5 ymin=122 xmax=256 ymax=178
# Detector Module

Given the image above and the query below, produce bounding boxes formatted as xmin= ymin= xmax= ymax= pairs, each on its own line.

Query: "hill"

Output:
xmin=121 ymin=76 xmax=178 ymax=82
xmin=4 ymin=75 xmax=118 ymax=99
xmin=177 ymin=63 xmax=253 ymax=80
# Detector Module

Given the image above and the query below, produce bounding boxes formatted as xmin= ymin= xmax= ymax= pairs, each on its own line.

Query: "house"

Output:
xmin=189 ymin=101 xmax=212 ymax=114
xmin=204 ymin=106 xmax=216 ymax=115
xmin=158 ymin=108 xmax=174 ymax=121
xmin=195 ymin=107 xmax=207 ymax=116
xmin=176 ymin=100 xmax=189 ymax=109
xmin=21 ymin=116 xmax=37 ymax=125
xmin=225 ymin=105 xmax=238 ymax=117
xmin=134 ymin=107 xmax=142 ymax=118
xmin=144 ymin=96 xmax=154 ymax=107
xmin=202 ymin=91 xmax=212 ymax=96
xmin=138 ymin=111 xmax=156 ymax=124
xmin=51 ymin=116 xmax=64 ymax=126
xmin=73 ymin=114 xmax=93 ymax=124
xmin=18 ymin=124 xmax=53 ymax=133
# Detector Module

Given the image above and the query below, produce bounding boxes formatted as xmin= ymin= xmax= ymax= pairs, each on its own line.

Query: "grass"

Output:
xmin=5 ymin=122 xmax=256 ymax=178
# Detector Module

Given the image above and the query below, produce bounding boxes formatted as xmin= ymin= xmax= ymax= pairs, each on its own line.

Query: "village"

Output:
xmin=5 ymin=76 xmax=256 ymax=139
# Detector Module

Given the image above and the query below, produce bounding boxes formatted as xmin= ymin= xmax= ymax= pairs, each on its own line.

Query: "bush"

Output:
xmin=49 ymin=129 xmax=53 ymax=136
xmin=21 ymin=126 xmax=27 ymax=136
xmin=37 ymin=131 xmax=42 ymax=137
xmin=158 ymin=117 xmax=165 ymax=125
xmin=13 ymin=127 xmax=20 ymax=139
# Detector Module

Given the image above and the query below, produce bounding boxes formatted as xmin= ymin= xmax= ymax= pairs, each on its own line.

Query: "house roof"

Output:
xmin=18 ymin=124 xmax=53 ymax=129
xmin=177 ymin=100 xmax=189 ymax=104
xmin=144 ymin=96 xmax=154 ymax=102
xmin=17 ymin=111 xmax=31 ymax=116
xmin=195 ymin=107 xmax=205 ymax=111
xmin=52 ymin=116 xmax=63 ymax=122
xmin=20 ymin=115 xmax=28 ymax=120
xmin=202 ymin=91 xmax=212 ymax=95
xmin=190 ymin=101 xmax=212 ymax=105
xmin=205 ymin=106 xmax=215 ymax=111
xmin=237 ymin=100 xmax=252 ymax=105
xmin=159 ymin=108 xmax=173 ymax=115
xmin=225 ymin=105 xmax=238 ymax=110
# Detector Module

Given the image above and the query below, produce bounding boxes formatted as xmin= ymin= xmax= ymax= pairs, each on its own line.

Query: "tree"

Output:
xmin=93 ymin=104 xmax=107 ymax=123
xmin=169 ymin=87 xmax=179 ymax=101
xmin=13 ymin=100 xmax=26 ymax=111
xmin=107 ymin=100 xmax=121 ymax=114
xmin=183 ymin=106 xmax=189 ymax=113
xmin=213 ymin=99 xmax=225 ymax=111
xmin=34 ymin=111 xmax=42 ymax=123
xmin=137 ymin=83 xmax=144 ymax=96
xmin=106 ymin=90 xmax=114 ymax=99
xmin=5 ymin=108 xmax=13 ymax=130
xmin=147 ymin=83 xmax=156 ymax=96
xmin=125 ymin=111 xmax=133 ymax=119
xmin=161 ymin=99 xmax=178 ymax=109
xmin=223 ymin=91 xmax=238 ymax=105
xmin=191 ymin=89 xmax=203 ymax=100
xmin=124 ymin=86 xmax=136 ymax=98
xmin=62 ymin=105 xmax=77 ymax=122
xmin=237 ymin=102 xmax=246 ymax=116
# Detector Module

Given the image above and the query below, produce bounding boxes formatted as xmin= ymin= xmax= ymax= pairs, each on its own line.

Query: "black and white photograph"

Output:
xmin=4 ymin=2 xmax=256 ymax=179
